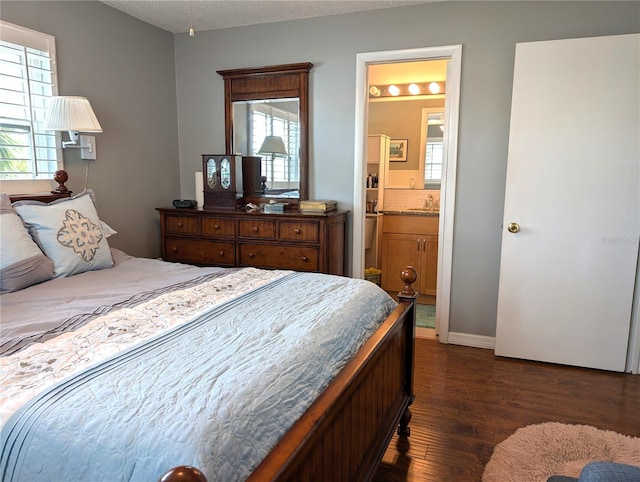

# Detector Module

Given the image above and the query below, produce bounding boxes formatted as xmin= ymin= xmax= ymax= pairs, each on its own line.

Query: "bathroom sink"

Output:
xmin=406 ymin=208 xmax=437 ymax=212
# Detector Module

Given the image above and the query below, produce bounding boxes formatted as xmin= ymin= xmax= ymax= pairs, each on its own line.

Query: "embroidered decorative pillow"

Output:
xmin=0 ymin=193 xmax=54 ymax=293
xmin=13 ymin=190 xmax=114 ymax=278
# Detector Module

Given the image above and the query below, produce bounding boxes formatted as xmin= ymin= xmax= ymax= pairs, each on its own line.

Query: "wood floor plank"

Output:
xmin=373 ymin=339 xmax=640 ymax=482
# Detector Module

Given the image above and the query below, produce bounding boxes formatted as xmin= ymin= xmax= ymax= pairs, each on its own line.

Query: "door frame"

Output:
xmin=353 ymin=44 xmax=462 ymax=343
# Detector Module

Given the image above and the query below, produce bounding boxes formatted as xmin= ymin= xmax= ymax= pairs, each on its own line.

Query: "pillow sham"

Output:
xmin=0 ymin=193 xmax=54 ymax=293
xmin=101 ymin=220 xmax=117 ymax=238
xmin=13 ymin=190 xmax=114 ymax=278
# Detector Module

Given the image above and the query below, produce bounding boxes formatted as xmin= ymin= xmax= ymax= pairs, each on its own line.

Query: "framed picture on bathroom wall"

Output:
xmin=389 ymin=139 xmax=408 ymax=161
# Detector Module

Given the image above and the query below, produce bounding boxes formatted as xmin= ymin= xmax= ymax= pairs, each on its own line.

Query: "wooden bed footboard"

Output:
xmin=162 ymin=267 xmax=418 ymax=482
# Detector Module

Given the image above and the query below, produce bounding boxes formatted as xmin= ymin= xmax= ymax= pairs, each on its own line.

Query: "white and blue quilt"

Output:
xmin=0 ymin=268 xmax=396 ymax=481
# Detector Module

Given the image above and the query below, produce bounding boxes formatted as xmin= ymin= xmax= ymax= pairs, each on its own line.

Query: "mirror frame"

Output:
xmin=217 ymin=62 xmax=313 ymax=201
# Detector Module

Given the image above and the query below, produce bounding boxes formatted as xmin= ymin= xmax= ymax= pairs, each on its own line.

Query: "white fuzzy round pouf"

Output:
xmin=482 ymin=422 xmax=640 ymax=482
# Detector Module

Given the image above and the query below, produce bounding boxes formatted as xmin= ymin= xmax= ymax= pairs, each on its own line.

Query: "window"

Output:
xmin=425 ymin=136 xmax=444 ymax=181
xmin=0 ymin=21 xmax=60 ymax=180
xmin=420 ymin=110 xmax=445 ymax=187
xmin=249 ymin=102 xmax=299 ymax=191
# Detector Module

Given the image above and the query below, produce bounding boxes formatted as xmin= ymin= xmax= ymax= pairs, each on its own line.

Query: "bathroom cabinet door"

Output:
xmin=381 ymin=215 xmax=439 ymax=295
xmin=495 ymin=34 xmax=639 ymax=372
xmin=381 ymin=233 xmax=424 ymax=293
xmin=381 ymin=232 xmax=437 ymax=296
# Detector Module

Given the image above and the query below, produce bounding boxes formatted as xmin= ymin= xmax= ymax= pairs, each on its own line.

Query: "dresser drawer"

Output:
xmin=164 ymin=214 xmax=198 ymax=235
xmin=238 ymin=219 xmax=276 ymax=239
xmin=239 ymin=243 xmax=319 ymax=271
xmin=164 ymin=238 xmax=235 ymax=266
xmin=201 ymin=216 xmax=235 ymax=237
xmin=278 ymin=220 xmax=319 ymax=243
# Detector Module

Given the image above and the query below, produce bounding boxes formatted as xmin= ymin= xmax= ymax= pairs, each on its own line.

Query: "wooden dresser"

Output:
xmin=156 ymin=208 xmax=348 ymax=275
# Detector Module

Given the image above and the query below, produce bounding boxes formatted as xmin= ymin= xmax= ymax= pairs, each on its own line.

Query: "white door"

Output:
xmin=495 ymin=34 xmax=640 ymax=372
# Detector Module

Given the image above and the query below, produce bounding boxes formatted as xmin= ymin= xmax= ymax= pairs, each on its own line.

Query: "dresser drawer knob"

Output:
xmin=252 ymin=226 xmax=259 ymax=232
xmin=214 ymin=224 xmax=220 ymax=230
xmin=248 ymin=252 xmax=255 ymax=258
xmin=301 ymin=256 xmax=308 ymax=262
xmin=218 ymin=250 xmax=224 ymax=256
xmin=177 ymin=222 xmax=183 ymax=228
xmin=294 ymin=228 xmax=301 ymax=234
xmin=172 ymin=247 xmax=178 ymax=253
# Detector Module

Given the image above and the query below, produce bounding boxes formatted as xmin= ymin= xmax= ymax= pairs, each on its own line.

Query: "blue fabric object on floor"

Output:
xmin=548 ymin=462 xmax=640 ymax=482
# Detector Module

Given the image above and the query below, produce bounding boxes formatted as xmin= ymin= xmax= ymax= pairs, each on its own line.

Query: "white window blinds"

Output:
xmin=0 ymin=21 xmax=60 ymax=180
xmin=249 ymin=104 xmax=299 ymax=190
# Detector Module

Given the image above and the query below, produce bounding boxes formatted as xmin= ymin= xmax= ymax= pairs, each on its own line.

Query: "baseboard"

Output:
xmin=447 ymin=332 xmax=495 ymax=350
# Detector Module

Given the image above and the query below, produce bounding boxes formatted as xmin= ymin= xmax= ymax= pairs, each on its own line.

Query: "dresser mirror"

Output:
xmin=217 ymin=63 xmax=312 ymax=202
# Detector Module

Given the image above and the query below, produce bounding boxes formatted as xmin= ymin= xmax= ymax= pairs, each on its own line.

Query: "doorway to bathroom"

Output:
xmin=353 ymin=45 xmax=462 ymax=343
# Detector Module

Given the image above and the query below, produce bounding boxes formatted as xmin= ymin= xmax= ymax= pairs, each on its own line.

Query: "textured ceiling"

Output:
xmin=101 ymin=0 xmax=435 ymax=34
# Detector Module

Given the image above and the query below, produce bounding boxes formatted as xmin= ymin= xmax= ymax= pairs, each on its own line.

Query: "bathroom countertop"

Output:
xmin=380 ymin=209 xmax=440 ymax=217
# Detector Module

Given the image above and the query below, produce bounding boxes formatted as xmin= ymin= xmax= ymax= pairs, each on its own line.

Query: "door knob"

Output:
xmin=507 ymin=222 xmax=520 ymax=234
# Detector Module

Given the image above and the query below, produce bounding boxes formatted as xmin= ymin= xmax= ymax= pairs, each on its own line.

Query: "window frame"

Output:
xmin=0 ymin=20 xmax=61 ymax=192
xmin=419 ymin=107 xmax=445 ymax=189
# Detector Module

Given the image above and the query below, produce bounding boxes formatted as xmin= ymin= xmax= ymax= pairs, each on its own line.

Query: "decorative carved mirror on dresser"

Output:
xmin=217 ymin=62 xmax=312 ymax=204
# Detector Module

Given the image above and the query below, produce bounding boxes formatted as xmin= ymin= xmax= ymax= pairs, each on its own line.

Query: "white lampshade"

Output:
xmin=258 ymin=135 xmax=287 ymax=156
xmin=43 ymin=96 xmax=103 ymax=132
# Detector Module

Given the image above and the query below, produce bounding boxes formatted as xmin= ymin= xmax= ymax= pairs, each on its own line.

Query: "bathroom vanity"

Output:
xmin=380 ymin=212 xmax=439 ymax=296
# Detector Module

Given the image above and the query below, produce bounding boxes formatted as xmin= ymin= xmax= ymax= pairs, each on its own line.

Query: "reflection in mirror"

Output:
xmin=220 ymin=158 xmax=231 ymax=189
xmin=206 ymin=157 xmax=217 ymax=189
xmin=233 ymin=98 xmax=300 ymax=198
xmin=421 ymin=110 xmax=445 ymax=189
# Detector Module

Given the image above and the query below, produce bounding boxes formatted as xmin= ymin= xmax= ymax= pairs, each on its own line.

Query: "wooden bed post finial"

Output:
xmin=52 ymin=169 xmax=70 ymax=194
xmin=398 ymin=266 xmax=417 ymax=299
xmin=159 ymin=466 xmax=207 ymax=482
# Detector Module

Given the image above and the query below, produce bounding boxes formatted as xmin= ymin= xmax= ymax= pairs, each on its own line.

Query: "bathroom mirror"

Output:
xmin=217 ymin=63 xmax=312 ymax=201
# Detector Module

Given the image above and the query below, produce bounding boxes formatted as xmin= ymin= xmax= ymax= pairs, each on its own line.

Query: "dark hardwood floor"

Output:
xmin=373 ymin=338 xmax=640 ymax=482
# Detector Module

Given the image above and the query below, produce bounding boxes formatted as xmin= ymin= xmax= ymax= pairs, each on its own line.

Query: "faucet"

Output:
xmin=423 ymin=194 xmax=434 ymax=210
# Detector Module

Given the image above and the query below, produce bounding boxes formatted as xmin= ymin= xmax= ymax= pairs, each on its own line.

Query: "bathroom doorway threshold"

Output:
xmin=416 ymin=327 xmax=437 ymax=340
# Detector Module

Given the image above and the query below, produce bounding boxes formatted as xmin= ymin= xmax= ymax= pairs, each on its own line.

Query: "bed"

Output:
xmin=0 ymin=189 xmax=418 ymax=482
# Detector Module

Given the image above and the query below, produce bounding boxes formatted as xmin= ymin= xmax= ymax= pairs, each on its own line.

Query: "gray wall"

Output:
xmin=1 ymin=1 xmax=179 ymax=258
xmin=174 ymin=1 xmax=638 ymax=337
xmin=3 ymin=2 xmax=638 ymax=337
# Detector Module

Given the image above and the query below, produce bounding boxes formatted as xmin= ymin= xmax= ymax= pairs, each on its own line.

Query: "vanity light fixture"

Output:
xmin=368 ymin=81 xmax=446 ymax=99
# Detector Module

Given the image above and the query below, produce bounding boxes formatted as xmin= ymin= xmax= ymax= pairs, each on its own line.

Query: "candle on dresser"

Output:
xmin=195 ymin=172 xmax=204 ymax=208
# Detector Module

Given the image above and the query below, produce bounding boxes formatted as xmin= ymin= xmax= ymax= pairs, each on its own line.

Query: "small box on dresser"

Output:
xmin=202 ymin=154 xmax=243 ymax=210
xmin=299 ymin=200 xmax=337 ymax=213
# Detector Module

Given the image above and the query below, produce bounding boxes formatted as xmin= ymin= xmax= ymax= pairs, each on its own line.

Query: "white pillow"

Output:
xmin=0 ymin=193 xmax=54 ymax=292
xmin=13 ymin=190 xmax=114 ymax=278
